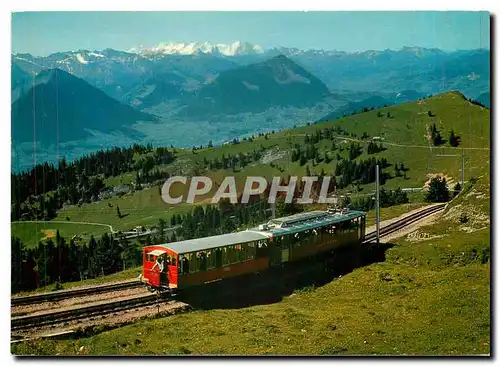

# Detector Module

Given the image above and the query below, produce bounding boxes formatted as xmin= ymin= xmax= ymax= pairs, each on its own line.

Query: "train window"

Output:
xmin=311 ymin=229 xmax=319 ymax=243
xmin=230 ymin=246 xmax=239 ymax=264
xmin=222 ymin=247 xmax=230 ymax=266
xmin=199 ymin=252 xmax=208 ymax=271
xmin=238 ymin=243 xmax=247 ymax=262
xmin=242 ymin=243 xmax=248 ymax=261
xmin=206 ymin=250 xmax=216 ymax=270
xmin=283 ymin=235 xmax=292 ymax=248
xmin=305 ymin=230 xmax=313 ymax=245
xmin=215 ymin=248 xmax=222 ymax=267
xmin=180 ymin=255 xmax=190 ymax=275
xmin=187 ymin=253 xmax=198 ymax=273
xmin=301 ymin=231 xmax=310 ymax=246
xmin=246 ymin=242 xmax=256 ymax=260
xmin=256 ymin=240 xmax=269 ymax=258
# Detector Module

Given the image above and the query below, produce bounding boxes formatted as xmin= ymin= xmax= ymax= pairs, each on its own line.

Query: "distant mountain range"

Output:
xmin=11 ymin=42 xmax=490 ymax=170
xmin=12 ymin=44 xmax=490 ymax=107
xmin=12 ymin=69 xmax=155 ymax=146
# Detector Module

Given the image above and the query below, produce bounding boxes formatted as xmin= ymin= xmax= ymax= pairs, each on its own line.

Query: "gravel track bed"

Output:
xmin=12 ymin=287 xmax=150 ymax=316
xmin=11 ymin=279 xmax=139 ymax=299
xmin=12 ymin=300 xmax=190 ymax=339
xmin=381 ymin=210 xmax=443 ymax=242
xmin=366 ymin=203 xmax=443 ymax=235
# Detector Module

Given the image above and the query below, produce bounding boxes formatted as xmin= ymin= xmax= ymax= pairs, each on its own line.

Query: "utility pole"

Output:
xmin=375 ymin=164 xmax=380 ymax=246
xmin=461 ymin=148 xmax=465 ymax=189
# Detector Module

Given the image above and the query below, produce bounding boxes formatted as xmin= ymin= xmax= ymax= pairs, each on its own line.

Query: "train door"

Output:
xmin=167 ymin=253 xmax=178 ymax=288
xmin=270 ymin=235 xmax=288 ymax=266
xmin=144 ymin=249 xmax=168 ymax=287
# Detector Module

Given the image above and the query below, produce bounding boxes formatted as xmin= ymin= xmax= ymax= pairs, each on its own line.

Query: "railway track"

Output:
xmin=11 ymin=280 xmax=142 ymax=306
xmin=11 ymin=292 xmax=162 ymax=331
xmin=363 ymin=203 xmax=445 ymax=244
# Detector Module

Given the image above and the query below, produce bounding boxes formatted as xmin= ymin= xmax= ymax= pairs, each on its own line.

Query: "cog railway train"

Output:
xmin=142 ymin=208 xmax=366 ymax=293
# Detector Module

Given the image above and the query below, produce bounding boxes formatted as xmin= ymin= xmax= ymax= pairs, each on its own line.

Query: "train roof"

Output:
xmin=157 ymin=230 xmax=269 ymax=255
xmin=251 ymin=209 xmax=365 ymax=237
xmin=268 ymin=210 xmax=331 ymax=225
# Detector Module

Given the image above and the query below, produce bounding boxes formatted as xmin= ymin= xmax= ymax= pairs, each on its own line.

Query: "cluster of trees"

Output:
xmin=425 ymin=177 xmax=451 ymax=202
xmin=467 ymin=98 xmax=488 ymax=109
xmin=449 ymin=130 xmax=461 ymax=148
xmin=350 ymin=187 xmax=410 ymax=211
xmin=291 ymin=143 xmax=320 ymax=166
xmin=430 ymin=123 xmax=445 ymax=146
xmin=176 ymin=199 xmax=268 ymax=240
xmin=194 ymin=134 xmax=269 ymax=153
xmin=193 ymin=137 xmax=257 ymax=152
xmin=394 ymin=162 xmax=408 ymax=178
xmin=11 ymin=231 xmax=143 ymax=293
xmin=343 ymin=105 xmax=390 ymax=118
xmin=348 ymin=143 xmax=363 ymax=160
xmin=335 ymin=157 xmax=391 ymax=188
xmin=135 ymin=168 xmax=171 ymax=189
xmin=429 ymin=123 xmax=462 ymax=148
xmin=374 ymin=110 xmax=393 ymax=118
xmin=366 ymin=141 xmax=386 ymax=155
xmin=12 ymin=174 xmax=106 ymax=221
xmin=201 ymin=149 xmax=265 ymax=171
xmin=303 ymin=125 xmax=355 ymax=145
xmin=292 ymin=128 xmax=370 ymax=167
xmin=12 ymin=144 xmax=176 ymax=221
xmin=256 ymin=131 xmax=276 ymax=140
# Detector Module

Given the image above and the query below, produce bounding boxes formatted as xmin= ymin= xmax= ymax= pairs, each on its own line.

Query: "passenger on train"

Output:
xmin=200 ymin=252 xmax=207 ymax=271
xmin=152 ymin=255 xmax=164 ymax=273
xmin=181 ymin=256 xmax=190 ymax=274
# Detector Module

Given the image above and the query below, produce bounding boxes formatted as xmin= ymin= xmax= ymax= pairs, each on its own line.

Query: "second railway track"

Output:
xmin=11 ymin=292 xmax=163 ymax=331
xmin=363 ymin=203 xmax=445 ymax=244
xmin=11 ymin=279 xmax=142 ymax=306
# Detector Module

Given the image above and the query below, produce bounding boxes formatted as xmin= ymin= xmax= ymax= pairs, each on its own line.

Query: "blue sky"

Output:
xmin=12 ymin=11 xmax=490 ymax=55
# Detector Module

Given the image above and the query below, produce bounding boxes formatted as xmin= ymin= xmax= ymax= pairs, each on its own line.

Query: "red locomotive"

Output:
xmin=142 ymin=208 xmax=365 ymax=293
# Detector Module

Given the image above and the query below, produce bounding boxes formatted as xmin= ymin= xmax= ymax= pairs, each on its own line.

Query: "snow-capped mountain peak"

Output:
xmin=133 ymin=41 xmax=265 ymax=57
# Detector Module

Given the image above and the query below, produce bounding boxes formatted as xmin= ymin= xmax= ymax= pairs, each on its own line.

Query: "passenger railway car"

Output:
xmin=142 ymin=208 xmax=365 ymax=292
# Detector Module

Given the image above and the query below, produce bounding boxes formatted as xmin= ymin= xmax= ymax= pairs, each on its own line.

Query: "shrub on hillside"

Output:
xmin=425 ymin=177 xmax=450 ymax=202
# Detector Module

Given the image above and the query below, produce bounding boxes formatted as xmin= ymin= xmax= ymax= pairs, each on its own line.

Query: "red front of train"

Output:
xmin=142 ymin=246 xmax=179 ymax=290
